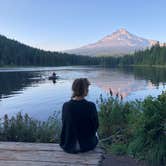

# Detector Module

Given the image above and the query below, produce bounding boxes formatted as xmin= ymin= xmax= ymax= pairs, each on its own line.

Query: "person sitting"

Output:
xmin=60 ymin=78 xmax=99 ymax=153
xmin=52 ymin=72 xmax=56 ymax=78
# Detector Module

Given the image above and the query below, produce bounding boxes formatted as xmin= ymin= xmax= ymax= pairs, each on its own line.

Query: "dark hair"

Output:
xmin=72 ymin=78 xmax=90 ymax=98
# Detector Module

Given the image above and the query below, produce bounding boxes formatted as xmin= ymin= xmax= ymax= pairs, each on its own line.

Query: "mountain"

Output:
xmin=65 ymin=28 xmax=159 ymax=56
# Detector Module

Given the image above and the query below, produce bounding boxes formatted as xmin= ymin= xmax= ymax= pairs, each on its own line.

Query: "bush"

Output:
xmin=98 ymin=94 xmax=140 ymax=144
xmin=98 ymin=91 xmax=166 ymax=166
xmin=0 ymin=112 xmax=61 ymax=143
xmin=110 ymin=143 xmax=127 ymax=155
xmin=128 ymin=93 xmax=166 ymax=166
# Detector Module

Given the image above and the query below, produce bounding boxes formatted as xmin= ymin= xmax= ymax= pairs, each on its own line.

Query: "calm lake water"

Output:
xmin=0 ymin=66 xmax=166 ymax=121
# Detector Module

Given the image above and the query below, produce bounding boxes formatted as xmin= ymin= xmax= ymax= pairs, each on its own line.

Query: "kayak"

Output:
xmin=48 ymin=76 xmax=59 ymax=80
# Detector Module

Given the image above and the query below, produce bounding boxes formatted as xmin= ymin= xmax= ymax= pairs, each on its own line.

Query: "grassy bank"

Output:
xmin=129 ymin=64 xmax=166 ymax=68
xmin=0 ymin=92 xmax=165 ymax=165
xmin=98 ymin=92 xmax=166 ymax=166
xmin=0 ymin=112 xmax=61 ymax=143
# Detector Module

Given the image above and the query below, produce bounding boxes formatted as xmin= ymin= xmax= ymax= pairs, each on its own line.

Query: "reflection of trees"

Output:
xmin=0 ymin=72 xmax=42 ymax=99
xmin=119 ymin=66 xmax=166 ymax=86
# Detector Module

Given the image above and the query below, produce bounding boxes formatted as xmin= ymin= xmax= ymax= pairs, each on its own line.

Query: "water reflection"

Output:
xmin=120 ymin=66 xmax=166 ymax=86
xmin=0 ymin=66 xmax=166 ymax=120
xmin=1 ymin=66 xmax=166 ymax=100
xmin=90 ymin=67 xmax=165 ymax=98
xmin=0 ymin=72 xmax=45 ymax=99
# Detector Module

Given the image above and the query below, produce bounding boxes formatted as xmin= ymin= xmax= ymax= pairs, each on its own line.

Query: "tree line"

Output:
xmin=0 ymin=34 xmax=166 ymax=67
xmin=101 ymin=42 xmax=166 ymax=66
xmin=0 ymin=35 xmax=99 ymax=66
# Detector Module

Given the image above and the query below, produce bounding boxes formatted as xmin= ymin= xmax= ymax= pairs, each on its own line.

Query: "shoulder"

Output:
xmin=86 ymin=100 xmax=96 ymax=108
xmin=62 ymin=100 xmax=72 ymax=109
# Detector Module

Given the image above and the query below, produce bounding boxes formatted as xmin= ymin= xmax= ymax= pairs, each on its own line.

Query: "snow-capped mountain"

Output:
xmin=65 ymin=28 xmax=158 ymax=56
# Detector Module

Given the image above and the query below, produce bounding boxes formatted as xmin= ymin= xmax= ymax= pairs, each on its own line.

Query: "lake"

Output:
xmin=0 ymin=66 xmax=166 ymax=121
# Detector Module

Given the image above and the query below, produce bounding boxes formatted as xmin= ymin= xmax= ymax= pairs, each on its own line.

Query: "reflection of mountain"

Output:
xmin=91 ymin=67 xmax=166 ymax=97
xmin=91 ymin=68 xmax=148 ymax=97
xmin=0 ymin=72 xmax=44 ymax=99
xmin=1 ymin=67 xmax=166 ymax=101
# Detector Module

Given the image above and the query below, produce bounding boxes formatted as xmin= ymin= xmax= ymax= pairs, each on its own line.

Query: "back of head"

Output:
xmin=72 ymin=78 xmax=90 ymax=98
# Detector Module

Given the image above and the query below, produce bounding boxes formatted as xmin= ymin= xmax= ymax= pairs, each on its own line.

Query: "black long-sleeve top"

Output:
xmin=60 ymin=99 xmax=99 ymax=153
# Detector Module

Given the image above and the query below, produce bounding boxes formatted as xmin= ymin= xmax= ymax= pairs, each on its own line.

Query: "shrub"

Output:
xmin=98 ymin=92 xmax=166 ymax=166
xmin=0 ymin=112 xmax=61 ymax=143
xmin=128 ymin=93 xmax=166 ymax=166
xmin=110 ymin=143 xmax=127 ymax=155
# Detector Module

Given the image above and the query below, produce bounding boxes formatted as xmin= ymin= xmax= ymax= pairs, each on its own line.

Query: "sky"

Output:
xmin=0 ymin=0 xmax=166 ymax=51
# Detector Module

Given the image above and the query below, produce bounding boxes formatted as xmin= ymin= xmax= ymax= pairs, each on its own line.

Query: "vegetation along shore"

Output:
xmin=0 ymin=91 xmax=165 ymax=166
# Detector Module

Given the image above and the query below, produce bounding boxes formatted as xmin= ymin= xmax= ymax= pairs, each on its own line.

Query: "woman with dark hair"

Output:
xmin=60 ymin=78 xmax=99 ymax=153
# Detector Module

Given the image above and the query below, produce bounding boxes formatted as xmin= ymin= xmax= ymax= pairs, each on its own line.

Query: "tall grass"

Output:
xmin=0 ymin=112 xmax=61 ymax=143
xmin=98 ymin=92 xmax=166 ymax=166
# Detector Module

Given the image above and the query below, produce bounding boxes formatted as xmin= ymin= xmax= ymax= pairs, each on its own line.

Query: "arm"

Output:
xmin=91 ymin=103 xmax=99 ymax=132
xmin=61 ymin=103 xmax=66 ymax=123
